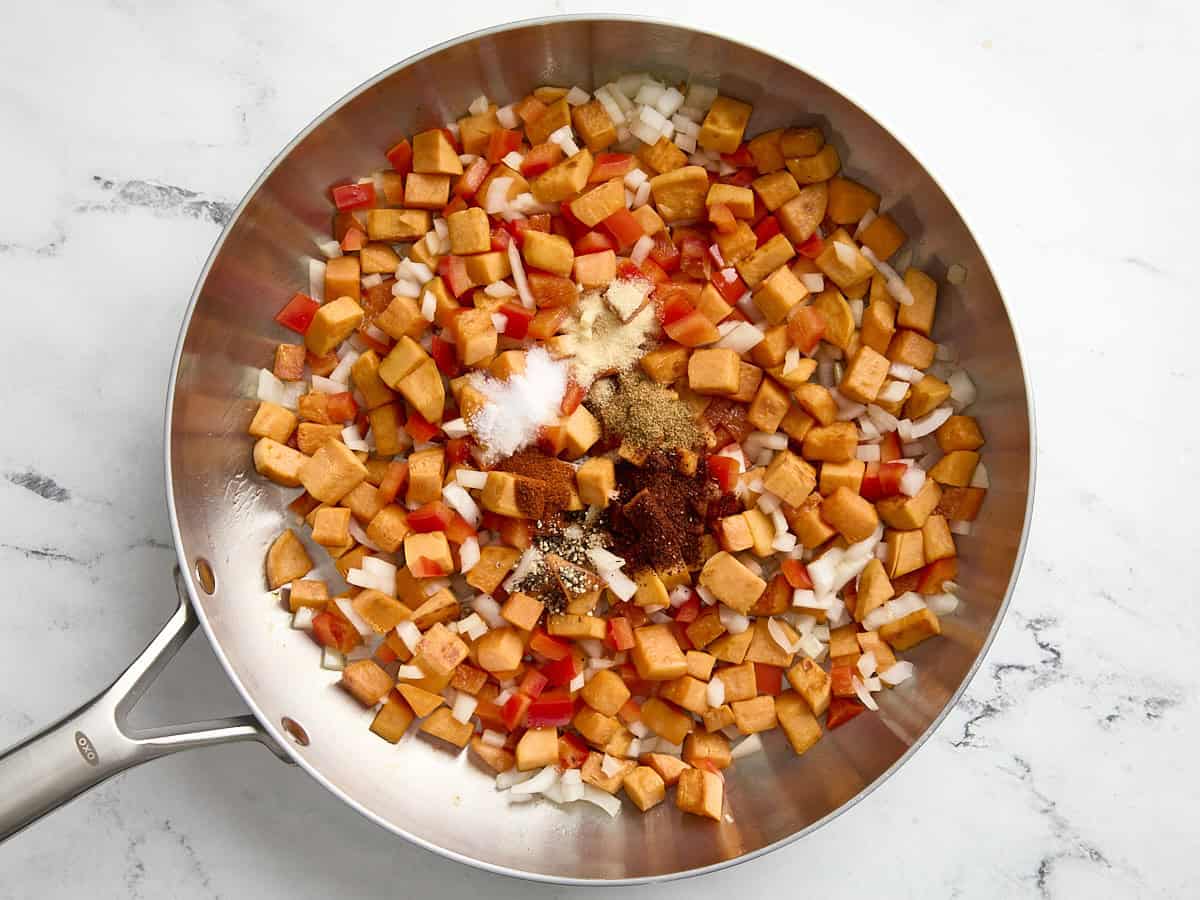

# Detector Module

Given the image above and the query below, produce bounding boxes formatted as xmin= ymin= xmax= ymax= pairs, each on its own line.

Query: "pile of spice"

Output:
xmin=607 ymin=454 xmax=715 ymax=574
xmin=556 ymin=280 xmax=657 ymax=387
xmin=588 ymin=372 xmax=702 ymax=452
xmin=506 ymin=516 xmax=611 ymax=614
xmin=496 ymin=449 xmax=577 ymax=516
xmin=467 ymin=347 xmax=567 ymax=464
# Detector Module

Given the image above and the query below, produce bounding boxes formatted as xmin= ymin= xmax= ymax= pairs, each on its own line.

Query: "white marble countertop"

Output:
xmin=1 ymin=1 xmax=1195 ymax=897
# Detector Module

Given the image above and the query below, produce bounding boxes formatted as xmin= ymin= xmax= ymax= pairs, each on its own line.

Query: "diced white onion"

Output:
xmin=484 ymin=281 xmax=517 ymax=299
xmin=834 ymin=241 xmax=857 ymax=266
xmin=881 ymin=660 xmax=915 ymax=686
xmin=392 ymin=278 xmax=421 ymax=299
xmin=854 ymin=209 xmax=878 ymax=240
xmin=782 ymin=347 xmax=802 ymax=375
xmin=496 ymin=104 xmax=518 ymax=128
xmin=633 ymin=181 xmax=652 ymax=208
xmin=772 ymin=532 xmax=798 ymax=552
xmin=317 ymin=239 xmax=342 ymax=260
xmin=457 ymin=536 xmax=481 ymax=574
xmin=600 ymin=753 xmax=624 ymax=777
xmin=481 ymin=728 xmax=506 ymax=748
xmin=580 ymin=785 xmax=621 ymax=816
xmin=630 ymin=234 xmax=654 ymax=266
xmin=909 ymin=406 xmax=955 ymax=439
xmin=715 ymin=321 xmax=765 ymax=353
xmin=860 ymin=245 xmax=914 ymax=305
xmin=459 ymin=611 xmax=488 ymax=640
xmin=510 ymin=766 xmax=558 ymax=795
xmin=341 ymin=424 xmax=368 ymax=452
xmin=696 ymin=585 xmax=716 ymax=606
xmin=767 ymin=617 xmax=794 ymax=654
xmin=718 ymin=605 xmax=750 ymax=634
xmin=495 ymin=767 xmax=533 ymax=790
xmin=950 ymin=519 xmax=973 ymax=536
xmin=485 ymin=177 xmax=513 ymax=215
xmin=454 ymin=469 xmax=488 ymax=490
xmin=500 ymin=150 xmax=525 ymax=171
xmin=800 ymin=273 xmax=824 ymax=293
xmin=507 ymin=239 xmax=535 ymax=308
xmin=320 ymin=647 xmax=345 ymax=671
xmin=731 ymin=733 xmax=763 ymax=760
xmin=948 ymin=370 xmax=977 ymax=409
xmin=856 ymin=444 xmax=881 ymax=462
xmin=310 ymin=374 xmax=341 ymax=394
xmin=396 ymin=620 xmax=422 ymax=653
xmin=853 ymin=676 xmax=879 ymax=711
xmin=947 ymin=263 xmax=967 ymax=285
xmin=706 ymin=677 xmax=726 ymax=708
xmin=927 ymin=592 xmax=959 ymax=616
xmin=467 ymin=94 xmax=490 ymax=116
xmin=451 ymin=691 xmax=478 ymax=724
xmin=857 ymin=651 xmax=878 ymax=678
xmin=334 ymin=597 xmax=374 ymax=637
xmin=442 ymin=483 xmax=481 ymax=528
xmin=291 ymin=607 xmax=316 ymax=630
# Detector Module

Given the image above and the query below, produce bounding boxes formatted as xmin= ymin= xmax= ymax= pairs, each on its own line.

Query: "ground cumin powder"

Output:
xmin=588 ymin=373 xmax=701 ymax=451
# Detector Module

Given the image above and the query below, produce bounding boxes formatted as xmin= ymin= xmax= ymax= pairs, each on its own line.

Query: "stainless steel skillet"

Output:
xmin=0 ymin=15 xmax=1035 ymax=883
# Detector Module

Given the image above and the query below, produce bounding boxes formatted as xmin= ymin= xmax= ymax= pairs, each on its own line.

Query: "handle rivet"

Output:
xmin=194 ymin=558 xmax=216 ymax=594
xmin=281 ymin=717 xmax=309 ymax=747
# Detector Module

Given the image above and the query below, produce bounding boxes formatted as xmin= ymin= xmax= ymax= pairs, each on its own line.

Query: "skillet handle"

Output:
xmin=0 ymin=568 xmax=289 ymax=843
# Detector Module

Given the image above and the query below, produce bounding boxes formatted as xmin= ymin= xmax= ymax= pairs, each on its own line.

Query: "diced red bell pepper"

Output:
xmin=588 ymin=152 xmax=635 ymax=182
xmin=560 ymin=381 xmax=586 ymax=416
xmin=376 ymin=461 xmax=409 ymax=505
xmin=540 ymin=654 xmax=577 ymax=688
xmin=918 ymin=557 xmax=959 ymax=594
xmin=444 ymin=511 xmax=476 ymax=545
xmin=880 ymin=431 xmax=902 ymax=463
xmin=527 ymin=307 xmax=568 ymax=340
xmin=312 ymin=612 xmax=361 ymax=654
xmin=520 ymin=669 xmax=549 ymax=699
xmin=490 ymin=225 xmax=511 ymax=251
xmin=616 ymin=664 xmax=653 ymax=700
xmin=527 ymin=271 xmax=576 ymax=308
xmin=605 ymin=616 xmax=635 ymax=652
xmin=498 ymin=303 xmax=533 ymax=339
xmin=441 ymin=195 xmax=468 ymax=217
xmin=274 ymin=293 xmax=320 ymax=335
xmin=520 ymin=141 xmax=563 ymax=177
xmin=710 ymin=267 xmax=746 ymax=304
xmin=437 ymin=255 xmax=473 ymax=298
xmin=726 ymin=167 xmax=757 ymax=187
xmin=720 ymin=144 xmax=755 ymax=167
xmin=638 ymin=256 xmax=670 ymax=285
xmin=679 ymin=235 xmax=711 ymax=280
xmin=409 ymin=501 xmax=454 ymax=533
xmin=827 ymin=697 xmax=867 ymax=730
xmin=404 ymin=409 xmax=440 ymax=443
xmin=754 ymin=215 xmax=782 ymax=247
xmin=706 ymin=455 xmax=740 ymax=493
xmin=355 ymin=326 xmax=391 ymax=356
xmin=430 ymin=335 xmax=460 ymax=377
xmin=648 ymin=232 xmax=681 ymax=273
xmin=499 ymin=515 xmax=533 ymax=549
xmin=526 ymin=691 xmax=576 ymax=728
xmin=326 ymin=392 xmax=358 ymax=424
xmin=445 ymin=437 xmax=471 ymax=466
xmin=781 ymin=559 xmax=813 ymax=590
xmin=529 ymin=629 xmax=571 ymax=662
xmin=797 ymin=232 xmax=824 ymax=259
xmin=754 ymin=663 xmax=783 ymax=697
xmin=787 ymin=305 xmax=826 ymax=354
xmin=601 ymin=208 xmax=645 ymax=249
xmin=331 ymin=182 xmax=375 ymax=211
xmin=665 ymin=310 xmax=721 ymax=347
xmin=708 ymin=203 xmax=737 ymax=235
xmin=673 ymin=593 xmax=700 ymax=624
xmin=657 ymin=294 xmax=694 ymax=327
xmin=558 ymin=731 xmax=590 ymax=768
xmin=500 ymin=693 xmax=532 ymax=731
xmin=375 ymin=642 xmax=399 ymax=665
xmin=410 ymin=556 xmax=445 ymax=578
xmin=454 ymin=157 xmax=490 ymax=199
xmin=340 ymin=226 xmax=367 ymax=252
xmin=486 ymin=128 xmax=522 ymax=164
xmin=830 ymin=665 xmax=858 ymax=698
xmin=862 ymin=461 xmax=907 ymax=500
xmin=385 ymin=139 xmax=413 ymax=177
xmin=573 ymin=230 xmax=615 ymax=255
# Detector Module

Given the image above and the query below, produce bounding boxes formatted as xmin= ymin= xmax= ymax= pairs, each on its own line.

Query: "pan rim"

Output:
xmin=163 ymin=12 xmax=1037 ymax=886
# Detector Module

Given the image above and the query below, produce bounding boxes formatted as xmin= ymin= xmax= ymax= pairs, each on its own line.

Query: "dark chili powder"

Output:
xmin=607 ymin=452 xmax=717 ymax=573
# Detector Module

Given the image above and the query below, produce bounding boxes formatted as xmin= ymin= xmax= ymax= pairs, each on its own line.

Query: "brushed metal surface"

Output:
xmin=159 ymin=15 xmax=1033 ymax=884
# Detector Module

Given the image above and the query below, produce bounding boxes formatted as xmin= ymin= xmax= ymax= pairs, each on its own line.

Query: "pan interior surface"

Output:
xmin=167 ymin=17 xmax=1031 ymax=883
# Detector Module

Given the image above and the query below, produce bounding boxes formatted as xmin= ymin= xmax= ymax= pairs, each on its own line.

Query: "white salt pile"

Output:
xmin=467 ymin=347 xmax=568 ymax=464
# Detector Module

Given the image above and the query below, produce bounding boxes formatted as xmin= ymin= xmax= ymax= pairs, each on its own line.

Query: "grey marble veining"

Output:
xmin=0 ymin=1 xmax=1195 ymax=897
